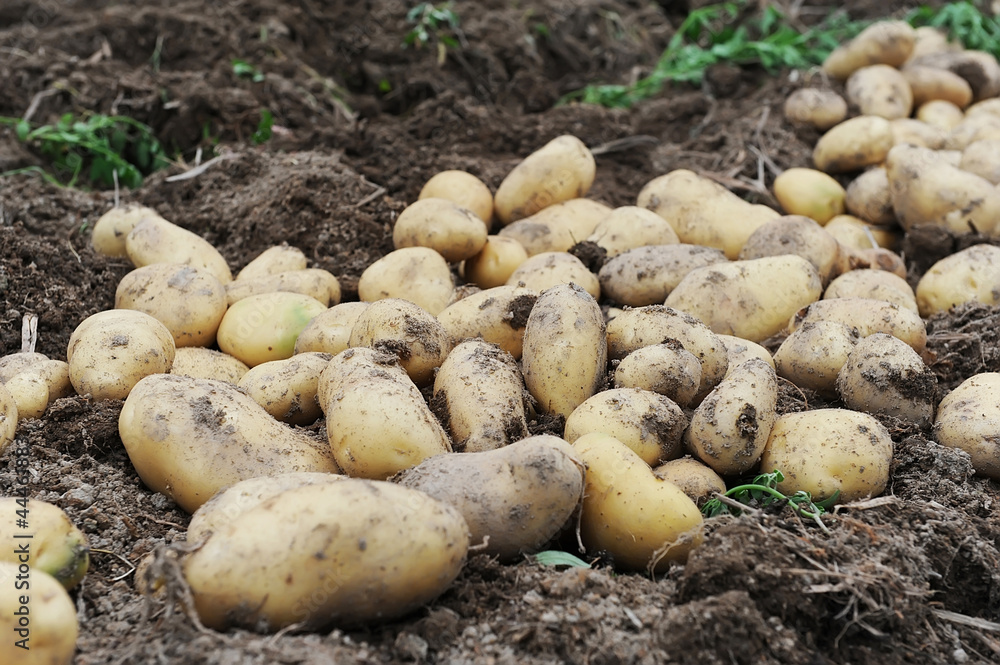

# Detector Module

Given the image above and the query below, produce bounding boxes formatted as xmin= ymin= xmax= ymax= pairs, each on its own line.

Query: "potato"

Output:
xmin=585 ymin=205 xmax=679 ymax=257
xmin=0 ymin=499 xmax=89 ymax=589
xmin=125 ymin=216 xmax=232 ymax=283
xmin=394 ymin=436 xmax=582 ymax=560
xmin=789 ymin=297 xmax=927 ymax=353
xmin=934 ymin=373 xmax=1000 ymax=478
xmin=966 ymin=98 xmax=1000 ymax=119
xmin=902 ymin=65 xmax=973 ymax=108
xmin=738 ymin=216 xmax=843 ymax=286
xmin=0 ymin=383 xmax=17 ymax=454
xmin=823 ymin=214 xmax=901 ymax=252
xmin=637 ymin=169 xmax=781 ymax=259
xmin=183 ymin=479 xmax=469 ymax=630
xmin=846 ymin=65 xmax=914 ymax=119
xmin=419 ymin=169 xmax=493 ymax=224
xmin=564 ymin=387 xmax=687 ymax=465
xmin=613 ymin=343 xmax=701 ymax=409
xmin=318 ymin=348 xmax=451 ymax=478
xmin=813 ymin=116 xmax=893 ymax=174
xmin=909 ymin=50 xmax=1000 ymax=101
xmin=392 ymin=197 xmax=489 ymax=262
xmin=0 ymin=352 xmax=49 ymax=382
xmin=783 ymin=89 xmax=848 ymax=130
xmin=169 ymin=347 xmax=249 ymax=383
xmin=358 ymin=247 xmax=454 ymax=315
xmin=825 ymin=269 xmax=918 ymax=313
xmin=606 ymin=305 xmax=729 ymax=401
xmin=431 ymin=339 xmax=528 ymax=452
xmin=665 ymin=255 xmax=822 ymax=343
xmin=120 ymin=375 xmax=339 ymax=512
xmin=498 ymin=199 xmax=611 ymax=256
xmin=225 ymin=269 xmax=341 ymax=307
xmin=573 ymin=432 xmax=703 ymax=571
xmin=915 ymin=244 xmax=1000 ymax=317
xmin=916 ymin=99 xmax=965 ymax=131
xmin=67 ymin=310 xmax=176 ymax=400
xmin=4 ymin=360 xmax=72 ymax=419
xmin=494 ymin=135 xmax=597 ymax=225
xmin=505 ymin=251 xmax=599 ymax=299
xmin=436 ymin=285 xmax=536 ymax=361
xmin=772 ymin=168 xmax=846 ymax=224
xmin=845 ymin=167 xmax=895 ymax=226
xmin=836 ymin=333 xmax=937 ymax=425
xmin=599 ymin=244 xmax=728 ymax=307
xmin=822 ymin=20 xmax=915 ymax=79
xmin=653 ymin=457 xmax=727 ymax=507
xmin=905 ymin=26 xmax=961 ymax=64
xmin=237 ymin=352 xmax=332 ymax=425
xmin=945 ymin=113 xmax=1000 ymax=150
xmin=236 ymin=244 xmax=307 ymax=281
xmin=0 ymin=562 xmax=78 ymax=665
xmin=890 ymin=118 xmax=947 ymax=149
xmin=115 ymin=263 xmax=227 ymax=347
xmin=717 ymin=335 xmax=773 ymax=376
xmin=959 ymin=139 xmax=1000 ymax=184
xmin=216 ymin=291 xmax=326 ymax=368
xmin=462 ymin=236 xmax=529 ymax=289
xmin=293 ymin=301 xmax=369 ymax=356
xmin=91 ymin=205 xmax=164 ymax=257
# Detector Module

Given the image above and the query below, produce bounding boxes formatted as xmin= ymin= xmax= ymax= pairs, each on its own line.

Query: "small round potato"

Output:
xmin=436 ymin=285 xmax=537 ymax=360
xmin=0 ymin=352 xmax=49 ymax=382
xmin=0 ymin=498 xmax=89 ymax=590
xmin=0 ymin=562 xmax=78 ymax=665
xmin=393 ymin=198 xmax=488 ymax=262
xmin=237 ymin=352 xmax=332 ymax=425
xmin=772 ymin=168 xmax=846 ymax=224
xmin=293 ymin=301 xmax=369 ymax=356
xmin=783 ymin=89 xmax=848 ymax=130
xmin=915 ymin=244 xmax=1000 ymax=316
xmin=358 ymin=247 xmax=455 ymax=315
xmin=916 ymin=99 xmax=965 ymax=131
xmin=846 ymin=65 xmax=913 ymax=120
xmin=419 ymin=169 xmax=494 ymax=224
xmin=462 ymin=236 xmax=529 ymax=289
xmin=91 ymin=205 xmax=164 ymax=258
xmin=774 ymin=321 xmax=860 ymax=398
xmin=934 ymin=373 xmax=1000 ymax=478
xmin=890 ymin=118 xmax=947 ymax=149
xmin=717 ymin=335 xmax=774 ymax=376
xmin=738 ymin=216 xmax=843 ymax=286
xmin=169 ymin=347 xmax=250 ymax=384
xmin=236 ymin=244 xmax=308 ymax=281
xmin=653 ymin=457 xmax=727 ymax=507
xmin=505 ymin=251 xmax=599 ymax=299
xmin=813 ymin=116 xmax=894 ymax=174
xmin=613 ymin=343 xmax=702 ymax=409
xmin=216 ymin=292 xmax=327 ymax=367
xmin=3 ymin=359 xmax=73 ymax=419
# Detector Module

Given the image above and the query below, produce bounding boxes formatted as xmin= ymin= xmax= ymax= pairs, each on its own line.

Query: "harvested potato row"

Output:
xmin=436 ymin=285 xmax=536 ymax=360
xmin=393 ymin=197 xmax=489 ymax=262
xmin=126 ymin=216 xmax=232 ymax=283
xmin=238 ymin=352 xmax=332 ymax=425
xmin=91 ymin=205 xmax=165 ymax=257
xmin=418 ymin=169 xmax=494 ymax=225
xmin=358 ymin=247 xmax=455 ymax=315
xmin=236 ymin=245 xmax=308 ymax=281
xmin=613 ymin=342 xmax=701 ymax=409
xmin=224 ymin=269 xmax=341 ymax=307
xmin=0 ymin=562 xmax=78 ymax=665
xmin=598 ymin=244 xmax=728 ymax=307
xmin=216 ymin=291 xmax=327 ymax=367
xmin=935 ymin=373 xmax=1000 ymax=479
xmin=462 ymin=236 xmax=529 ymax=289
xmin=169 ymin=347 xmax=250 ymax=384
xmin=506 ymin=251 xmax=600 ymax=299
xmin=772 ymin=168 xmax=845 ymax=224
xmin=915 ymin=244 xmax=1000 ymax=317
xmin=294 ymin=301 xmax=369 ymax=356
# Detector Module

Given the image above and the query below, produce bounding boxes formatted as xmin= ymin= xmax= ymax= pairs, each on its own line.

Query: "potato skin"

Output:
xmin=653 ymin=457 xmax=726 ymax=507
xmin=462 ymin=236 xmax=528 ymax=289
xmin=169 ymin=347 xmax=250 ymax=384
xmin=358 ymin=247 xmax=455 ymax=315
xmin=783 ymin=89 xmax=848 ymax=130
xmin=613 ymin=343 xmax=701 ymax=409
xmin=960 ymin=139 xmax=1000 ymax=185
xmin=586 ymin=205 xmax=679 ymax=257
xmin=902 ymin=65 xmax=973 ymax=108
xmin=394 ymin=436 xmax=583 ymax=560
xmin=845 ymin=167 xmax=896 ymax=226
xmin=2 ymin=359 xmax=73 ymax=419
xmin=91 ymin=205 xmax=163 ymax=257
xmin=436 ymin=285 xmax=536 ymax=360
xmin=934 ymin=373 xmax=1000 ymax=478
xmin=813 ymin=116 xmax=893 ymax=173
xmin=915 ymin=244 xmax=1000 ymax=316
xmin=717 ymin=335 xmax=774 ymax=376
xmin=0 ymin=383 xmax=17 ymax=454
xmin=0 ymin=352 xmax=49 ymax=382
xmin=236 ymin=244 xmax=308 ymax=281
xmin=738 ymin=216 xmax=843 ymax=286
xmin=0 ymin=498 xmax=89 ymax=590
xmin=774 ymin=321 xmax=859 ymax=398
xmin=183 ymin=479 xmax=469 ymax=630
xmin=294 ymin=301 xmax=369 ymax=356
xmin=773 ymin=168 xmax=846 ymax=224
xmin=419 ymin=170 xmax=494 ymax=224
xmin=216 ymin=291 xmax=327 ymax=367
xmin=237 ymin=352 xmax=332 ymax=425
xmin=393 ymin=197 xmax=489 ymax=262
xmin=825 ymin=269 xmax=917 ymax=312
xmin=505 ymin=251 xmax=600 ymax=299
xmin=917 ymin=99 xmax=964 ymax=131
xmin=822 ymin=20 xmax=915 ymax=79
xmin=225 ymin=269 xmax=341 ymax=307
xmin=599 ymin=244 xmax=727 ymax=307
xmin=790 ymin=297 xmax=927 ymax=353
xmin=0 ymin=562 xmax=78 ymax=665
xmin=499 ymin=199 xmax=611 ymax=256
xmin=846 ymin=65 xmax=914 ymax=119
xmin=125 ymin=216 xmax=232 ymax=283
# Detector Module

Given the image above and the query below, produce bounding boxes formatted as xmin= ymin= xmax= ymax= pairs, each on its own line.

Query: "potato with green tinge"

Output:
xmin=0 ymin=562 xmax=78 ymax=665
xmin=915 ymin=244 xmax=1000 ymax=317
xmin=0 ymin=498 xmax=89 ymax=590
xmin=293 ymin=301 xmax=369 ymax=356
xmin=436 ymin=285 xmax=536 ymax=360
xmin=934 ymin=373 xmax=1000 ymax=479
xmin=216 ymin=291 xmax=326 ymax=367
xmin=613 ymin=343 xmax=702 ymax=409
xmin=599 ymin=244 xmax=728 ymax=307
xmin=237 ymin=352 xmax=332 ymax=425
xmin=358 ymin=247 xmax=455 ymax=315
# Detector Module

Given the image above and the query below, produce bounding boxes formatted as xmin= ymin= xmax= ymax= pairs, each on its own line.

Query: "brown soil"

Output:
xmin=3 ymin=1 xmax=1000 ymax=663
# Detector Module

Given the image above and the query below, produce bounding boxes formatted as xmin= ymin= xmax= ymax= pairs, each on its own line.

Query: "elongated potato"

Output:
xmin=902 ymin=65 xmax=973 ymax=108
xmin=790 ymin=297 xmax=927 ymax=353
xmin=358 ymin=247 xmax=455 ymax=315
xmin=183 ymin=479 xmax=469 ymax=630
xmin=934 ymin=373 xmax=1000 ymax=478
xmin=837 ymin=333 xmax=937 ymax=425
xmin=521 ymin=283 xmax=606 ymax=419
xmin=599 ymin=244 xmax=728 ymax=307
xmin=915 ymin=244 xmax=1000 ymax=316
xmin=225 ymin=269 xmax=341 ymax=307
xmin=783 ymin=88 xmax=848 ymax=130
xmin=846 ymin=65 xmax=913 ymax=119
xmin=436 ymin=285 xmax=536 ymax=360
xmin=905 ymin=26 xmax=961 ymax=64
xmin=0 ymin=383 xmax=17 ymax=454
xmin=393 ymin=198 xmax=488 ymax=262
xmin=653 ymin=457 xmax=726 ymax=507
xmin=236 ymin=244 xmax=307 ymax=281
xmin=824 ymin=269 xmax=917 ymax=313
xmin=91 ymin=205 xmax=164 ymax=257
xmin=505 ymin=251 xmax=600 ymax=299
xmin=125 ymin=216 xmax=232 ymax=283
xmin=822 ymin=21 xmax=916 ymax=79
xmin=613 ymin=343 xmax=701 ymax=409
xmin=238 ymin=352 xmax=332 ymax=425
xmin=586 ymin=205 xmax=680 ymax=257
xmin=813 ymin=116 xmax=893 ymax=173
xmin=319 ymin=348 xmax=451 ymax=478
xmin=494 ymin=135 xmax=597 ymax=225
xmin=419 ymin=170 xmax=493 ymax=224
xmin=169 ymin=347 xmax=249 ymax=383
xmin=0 ymin=562 xmax=78 ymax=665
xmin=119 ymin=374 xmax=340 ymax=512
xmin=498 ymin=198 xmax=611 ymax=256
xmin=909 ymin=50 xmax=1000 ymax=101
xmin=0 ymin=499 xmax=89 ymax=589
xmin=293 ymin=301 xmax=369 ymax=356
xmin=395 ymin=436 xmax=583 ymax=560
xmin=216 ymin=291 xmax=326 ymax=367
xmin=890 ymin=118 xmax=947 ymax=149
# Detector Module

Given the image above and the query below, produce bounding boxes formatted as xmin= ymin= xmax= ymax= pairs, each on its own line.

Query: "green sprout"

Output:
xmin=403 ymin=2 xmax=462 ymax=50
xmin=534 ymin=551 xmax=592 ymax=568
xmin=232 ymin=58 xmax=265 ymax=82
xmin=252 ymin=109 xmax=274 ymax=145
xmin=701 ymin=469 xmax=839 ymax=533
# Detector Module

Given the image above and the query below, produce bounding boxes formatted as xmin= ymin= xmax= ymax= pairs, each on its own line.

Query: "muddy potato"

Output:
xmin=837 ymin=333 xmax=937 ymax=425
xmin=0 ymin=562 xmax=78 ymax=665
xmin=772 ymin=168 xmax=846 ymax=224
xmin=393 ymin=197 xmax=489 ymax=262
xmin=813 ymin=116 xmax=894 ymax=173
xmin=431 ymin=339 xmax=528 ymax=452
xmin=717 ymin=335 xmax=774 ymax=376
xmin=358 ymin=246 xmax=455 ymax=315
xmin=462 ymin=236 xmax=529 ymax=289
xmin=774 ymin=321 xmax=858 ymax=398
xmin=0 ymin=384 xmax=17 ymax=454
xmin=319 ymin=348 xmax=451 ymax=479
xmin=846 ymin=64 xmax=914 ymax=119
xmin=909 ymin=50 xmax=1000 ymax=101
xmin=169 ymin=347 xmax=249 ymax=383
xmin=959 ymin=139 xmax=1000 ymax=185
xmin=760 ymin=409 xmax=893 ymax=503
xmin=915 ymin=244 xmax=1000 ymax=316
xmin=494 ymin=135 xmax=597 ymax=225
xmin=67 ymin=310 xmax=176 ymax=400
xmin=902 ymin=65 xmax=973 ymax=108
xmin=91 ymin=205 xmax=164 ymax=257
xmin=564 ymin=387 xmax=688 ymax=465
xmin=419 ymin=169 xmax=494 ymax=224
xmin=3 ymin=360 xmax=73 ymax=419
xmin=505 ymin=251 xmax=599 ymax=299
xmin=783 ymin=88 xmax=848 ymax=130
xmin=825 ymin=269 xmax=918 ymax=312
xmin=498 ymin=198 xmax=611 ymax=256
xmin=225 ymin=269 xmax=341 ymax=307
xmin=293 ymin=301 xmax=369 ymax=356
xmin=653 ymin=457 xmax=727 ymax=507
xmin=395 ymin=436 xmax=582 ymax=560
xmin=823 ymin=20 xmax=915 ymax=79
xmin=613 ymin=343 xmax=701 ymax=409
xmin=738 ymin=216 xmax=843 ymax=286
xmin=116 ymin=263 xmax=228 ymax=347
xmin=845 ymin=167 xmax=895 ymax=226
xmin=916 ymin=99 xmax=965 ymax=131
xmin=890 ymin=118 xmax=947 ymax=149
xmin=585 ymin=205 xmax=680 ymax=257
xmin=574 ymin=432 xmax=704 ymax=571
xmin=238 ymin=352 xmax=332 ymax=425
xmin=236 ymin=244 xmax=308 ymax=281
xmin=0 ymin=499 xmax=89 ymax=589
xmin=125 ymin=216 xmax=232 ymax=283
xmin=216 ymin=291 xmax=326 ymax=367
xmin=183 ymin=479 xmax=469 ymax=630
xmin=599 ymin=244 xmax=728 ymax=307
xmin=935 ymin=373 xmax=1000 ymax=478
xmin=945 ymin=114 xmax=1000 ymax=150
xmin=436 ymin=285 xmax=536 ymax=360
xmin=790 ymin=296 xmax=926 ymax=353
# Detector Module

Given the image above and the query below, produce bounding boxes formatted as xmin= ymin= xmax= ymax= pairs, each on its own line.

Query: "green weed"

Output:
xmin=534 ymin=551 xmax=592 ymax=568
xmin=232 ymin=58 xmax=265 ymax=82
xmin=403 ymin=2 xmax=462 ymax=49
xmin=701 ymin=469 xmax=839 ymax=533
xmin=906 ymin=1 xmax=1000 ymax=56
xmin=252 ymin=109 xmax=274 ymax=145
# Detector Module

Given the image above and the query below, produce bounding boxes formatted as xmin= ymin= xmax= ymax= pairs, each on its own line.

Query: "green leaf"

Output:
xmin=534 ymin=551 xmax=592 ymax=568
xmin=252 ymin=109 xmax=274 ymax=145
xmin=15 ymin=119 xmax=30 ymax=141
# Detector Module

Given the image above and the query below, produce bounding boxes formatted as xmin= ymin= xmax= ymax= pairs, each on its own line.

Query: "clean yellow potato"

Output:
xmin=0 ymin=383 xmax=16 ymax=454
xmin=599 ymin=244 xmax=728 ymax=307
xmin=431 ymin=339 xmax=528 ymax=452
xmin=216 ymin=291 xmax=326 ymax=367
xmin=686 ymin=358 xmax=777 ymax=476
xmin=846 ymin=65 xmax=914 ymax=119
xmin=318 ymin=347 xmax=451 ymax=479
xmin=358 ymin=247 xmax=455 ymax=315
xmin=845 ymin=167 xmax=895 ymax=226
xmin=823 ymin=214 xmax=901 ymax=252
xmin=959 ymin=139 xmax=1000 ymax=185
xmin=813 ymin=116 xmax=893 ymax=174
xmin=789 ymin=297 xmax=927 ymax=353
xmin=120 ymin=374 xmax=339 ymax=512
xmin=0 ymin=352 xmax=49 ymax=382
xmin=822 ymin=20 xmax=915 ymax=79
xmin=395 ymin=436 xmax=583 ymax=561
xmin=665 ymin=255 xmax=822 ymax=343
xmin=348 ymin=298 xmax=454 ymax=387
xmin=945 ymin=114 xmax=1000 ymax=150
xmin=782 ymin=88 xmax=848 ymax=130
xmin=225 ymin=269 xmax=341 ymax=307
xmin=915 ymin=244 xmax=1000 ymax=316
xmin=169 ymin=347 xmax=249 ymax=383
xmin=505 ymin=251 xmax=600 ymax=299
xmin=393 ymin=197 xmax=488 ymax=262
xmin=564 ymin=387 xmax=688 ymax=465
xmin=935 ymin=373 xmax=1000 ymax=478
xmin=738 ymin=216 xmax=844 ymax=286
xmin=916 ymin=99 xmax=965 ymax=131
xmin=606 ymin=305 xmax=729 ymax=402
xmin=760 ymin=410 xmax=893 ymax=503
xmin=890 ymin=118 xmax=947 ymax=149
xmin=125 ymin=216 xmax=232 ymax=283
xmin=419 ymin=169 xmax=494 ymax=224
xmin=293 ymin=301 xmax=369 ymax=356
xmin=586 ymin=205 xmax=679 ymax=257
xmin=183 ymin=479 xmax=469 ymax=630
xmin=494 ymin=135 xmax=597 ymax=225
xmin=436 ymin=285 xmax=536 ymax=360
xmin=613 ymin=343 xmax=702 ymax=409
xmin=717 ymin=335 xmax=774 ymax=377
xmin=837 ymin=333 xmax=937 ymax=425
xmin=653 ymin=457 xmax=727 ymax=507
xmin=462 ymin=236 xmax=529 ymax=288
xmin=116 ymin=263 xmax=227 ymax=347
xmin=237 ymin=352 xmax=332 ymax=425
xmin=825 ymin=269 xmax=918 ymax=312
xmin=0 ymin=499 xmax=89 ymax=589
xmin=774 ymin=321 xmax=859 ymax=398
xmin=0 ymin=562 xmax=78 ymax=665
xmin=236 ymin=244 xmax=307 ymax=281
xmin=909 ymin=50 xmax=1000 ymax=101
xmin=67 ymin=310 xmax=176 ymax=400
xmin=91 ymin=205 xmax=164 ymax=257
xmin=773 ymin=168 xmax=846 ymax=224
xmin=573 ymin=432 xmax=703 ymax=571
xmin=498 ymin=199 xmax=611 ymax=256
xmin=902 ymin=65 xmax=973 ymax=108
xmin=636 ymin=169 xmax=781 ymax=259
